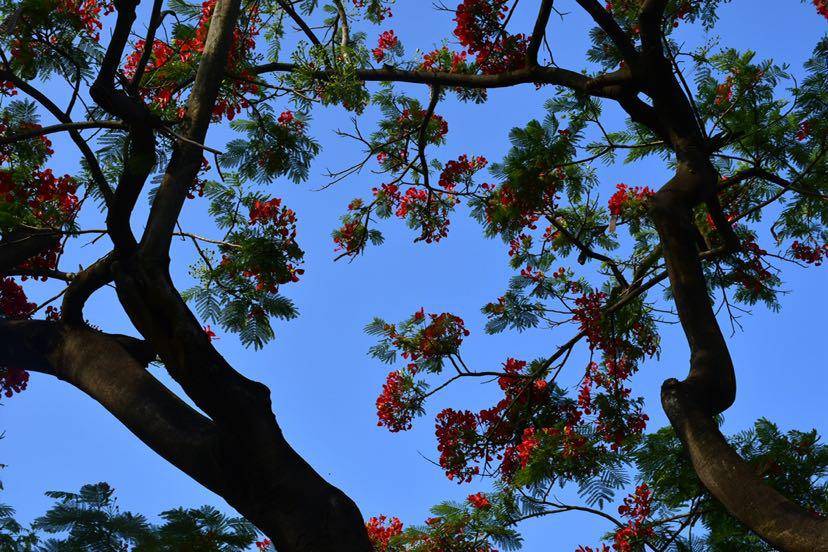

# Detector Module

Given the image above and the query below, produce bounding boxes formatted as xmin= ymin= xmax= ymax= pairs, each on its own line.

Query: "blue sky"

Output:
xmin=2 ymin=1 xmax=826 ymax=549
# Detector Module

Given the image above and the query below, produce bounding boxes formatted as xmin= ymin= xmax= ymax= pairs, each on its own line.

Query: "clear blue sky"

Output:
xmin=2 ymin=1 xmax=826 ymax=549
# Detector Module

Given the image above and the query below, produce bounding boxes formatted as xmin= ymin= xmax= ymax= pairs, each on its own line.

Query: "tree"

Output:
xmin=0 ymin=0 xmax=825 ymax=550
xmin=0 ymin=481 xmax=272 ymax=551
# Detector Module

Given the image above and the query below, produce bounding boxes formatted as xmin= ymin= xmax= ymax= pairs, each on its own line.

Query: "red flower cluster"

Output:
xmin=454 ymin=0 xmax=529 ymax=74
xmin=613 ymin=484 xmax=654 ymax=552
xmin=576 ymin=484 xmax=653 ymax=552
xmin=249 ymin=198 xmax=297 ymax=239
xmin=573 ymin=291 xmax=607 ymax=350
xmin=389 ymin=186 xmax=456 ymax=244
xmin=376 ymin=371 xmax=420 ymax=432
xmin=0 ymin=277 xmax=36 ymax=398
xmin=791 ymin=241 xmax=827 ymax=266
xmin=373 ymin=30 xmax=399 ymax=62
xmin=55 ymin=0 xmax=114 ymax=41
xmin=255 ymin=538 xmax=271 ymax=551
xmin=123 ymin=0 xmax=261 ymax=120
xmin=519 ymin=265 xmax=545 ymax=283
xmin=607 ymin=183 xmax=654 ymax=218
xmin=1 ymin=366 xmax=29 ymax=398
xmin=420 ymin=47 xmax=469 ymax=73
xmin=714 ymin=76 xmax=734 ymax=106
xmin=372 ymin=179 xmax=459 ymax=243
xmin=0 ymin=277 xmax=36 ymax=319
xmin=0 ymin=81 xmax=17 ymax=96
xmin=796 ymin=120 xmax=812 ymax=141
xmin=438 ymin=155 xmax=487 ymax=191
xmin=435 ymin=408 xmax=481 ymax=482
xmin=366 ymin=515 xmax=404 ymax=550
xmin=814 ymin=0 xmax=828 ymax=19
xmin=382 ymin=310 xmax=471 ymax=374
xmin=277 ymin=110 xmax=304 ymax=131
xmin=733 ymin=238 xmax=772 ymax=294
xmin=0 ymin=169 xmax=79 ymax=228
xmin=583 ymin=361 xmax=649 ymax=450
xmin=333 ymin=218 xmax=366 ymax=256
xmin=482 ymin=179 xmax=551 ymax=233
xmin=432 ymin=357 xmax=586 ymax=483
xmin=214 ymin=195 xmax=304 ymax=298
xmin=395 ymin=188 xmax=429 ymax=218
xmin=467 ymin=492 xmax=491 ymax=509
xmin=508 ymin=234 xmax=532 ymax=257
xmin=16 ymin=242 xmax=63 ymax=278
xmin=515 ymin=427 xmax=540 ymax=468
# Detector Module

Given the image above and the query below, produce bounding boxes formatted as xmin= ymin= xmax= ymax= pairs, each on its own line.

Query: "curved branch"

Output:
xmin=652 ymin=162 xmax=828 ymax=550
xmin=724 ymin=166 xmax=828 ymax=200
xmin=61 ymin=254 xmax=115 ymax=324
xmin=0 ymin=319 xmax=224 ymax=491
xmin=661 ymin=381 xmax=828 ymax=552
xmin=128 ymin=0 xmax=167 ymax=92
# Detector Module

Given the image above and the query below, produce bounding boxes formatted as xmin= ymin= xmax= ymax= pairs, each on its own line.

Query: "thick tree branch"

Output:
xmin=141 ymin=0 xmax=243 ymax=256
xmin=90 ymin=0 xmax=161 ymax=127
xmin=638 ymin=0 xmax=669 ymax=59
xmin=88 ymin=0 xmax=161 ymax=251
xmin=254 ymin=62 xmax=633 ymax=98
xmin=527 ymin=0 xmax=555 ymax=66
xmin=652 ymin=159 xmax=828 ymax=550
xmin=0 ymin=319 xmax=224 ymax=491
xmin=662 ymin=382 xmax=828 ymax=552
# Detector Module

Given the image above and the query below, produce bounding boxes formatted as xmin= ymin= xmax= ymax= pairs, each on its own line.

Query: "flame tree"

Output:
xmin=0 ymin=0 xmax=826 ymax=550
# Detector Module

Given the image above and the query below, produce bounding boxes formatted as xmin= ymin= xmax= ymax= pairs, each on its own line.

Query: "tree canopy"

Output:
xmin=0 ymin=0 xmax=826 ymax=550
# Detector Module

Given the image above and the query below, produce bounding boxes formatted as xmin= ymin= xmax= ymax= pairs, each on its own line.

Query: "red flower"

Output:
xmin=791 ymin=241 xmax=827 ymax=266
xmin=607 ymin=183 xmax=654 ymax=218
xmin=438 ymin=154 xmax=487 ymax=191
xmin=453 ymin=0 xmax=529 ymax=74
xmin=203 ymin=325 xmax=218 ymax=341
xmin=814 ymin=0 xmax=828 ymax=19
xmin=467 ymin=492 xmax=491 ymax=509
xmin=372 ymin=30 xmax=399 ymax=62
xmin=516 ymin=427 xmax=540 ymax=467
xmin=1 ymin=366 xmax=29 ymax=398
xmin=366 ymin=515 xmax=403 ymax=550
xmin=0 ymin=278 xmax=35 ymax=319
xmin=376 ymin=371 xmax=419 ymax=432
